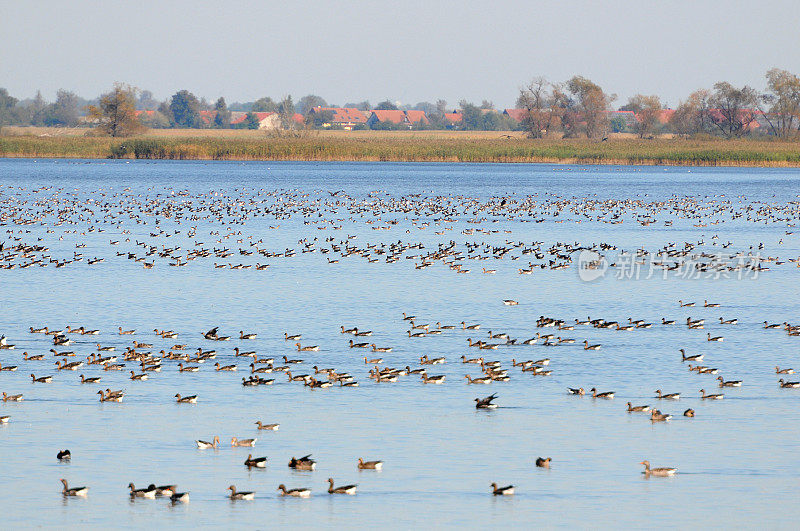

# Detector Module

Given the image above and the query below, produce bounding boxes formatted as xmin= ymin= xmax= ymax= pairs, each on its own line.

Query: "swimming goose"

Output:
xmin=278 ymin=484 xmax=311 ymax=498
xmin=97 ymin=344 xmax=116 ymax=352
xmin=655 ymin=389 xmax=680 ymax=400
xmin=196 ymin=436 xmax=220 ymax=449
xmin=150 ymin=484 xmax=177 ymax=497
xmin=640 ymin=460 xmax=676 ymax=476
xmin=79 ymin=327 xmax=100 ymax=335
xmin=231 ymin=437 xmax=256 ymax=447
xmin=177 ymin=363 xmax=199 ymax=372
xmin=437 ymin=322 xmax=456 ymax=330
xmin=680 ymin=349 xmax=703 ymax=362
xmin=215 ymin=362 xmax=237 ymax=371
xmin=340 ymin=326 xmax=357 ymax=334
xmin=2 ymin=392 xmax=23 ymax=401
xmin=407 ymin=330 xmax=426 ymax=338
xmin=129 ymin=483 xmax=157 ymax=498
xmin=23 ymin=352 xmax=45 ymax=361
xmin=491 ymin=482 xmax=515 ymax=495
xmin=285 ymin=332 xmax=302 ymax=340
xmin=764 ymin=321 xmax=782 ymax=329
xmin=420 ymin=355 xmax=446 ymax=365
xmin=627 ymin=402 xmax=650 ymax=412
xmin=461 ymin=322 xmax=481 ymax=330
xmin=661 ymin=318 xmax=676 ymax=325
xmin=707 ymin=333 xmax=723 ymax=342
xmin=535 ymin=457 xmax=551 ymax=468
xmin=349 ymin=339 xmax=369 ymax=348
xmin=80 ymin=374 xmax=101 ymax=384
xmin=567 ymin=387 xmax=585 ymax=396
xmin=465 ymin=374 xmax=492 ymax=384
xmin=175 ymin=393 xmax=197 ymax=403
xmin=244 ymin=454 xmax=267 ymax=468
xmin=650 ymin=409 xmax=672 ymax=422
xmin=700 ymin=388 xmax=724 ymax=400
xmin=778 ymin=379 xmax=800 ymax=388
xmin=170 ymin=492 xmax=190 ymax=504
xmin=255 ymin=421 xmax=279 ymax=430
xmin=56 ymin=360 xmax=83 ymax=371
xmin=718 ymin=317 xmax=738 ymax=325
xmin=328 ymin=478 xmax=357 ymax=495
xmin=57 ymin=449 xmax=71 ymax=460
xmin=97 ymin=389 xmax=123 ymax=402
xmin=678 ymin=300 xmax=695 ymax=307
xmin=358 ymin=457 xmax=383 ymax=470
xmin=240 ymin=331 xmax=257 ymax=340
xmin=590 ymin=388 xmax=614 ymax=399
xmin=295 ymin=343 xmax=319 ymax=352
xmin=704 ymin=300 xmax=720 ymax=308
xmin=61 ymin=478 xmax=88 ymax=497
xmin=228 ymin=485 xmax=255 ymax=500
xmin=371 ymin=344 xmax=392 ymax=352
xmin=475 ymin=393 xmax=498 ymax=409
xmin=288 ymin=455 xmax=316 ymax=470
xmin=776 ymin=367 xmax=794 ymax=374
xmin=503 ymin=299 xmax=519 ymax=306
xmin=717 ymin=376 xmax=742 ymax=387
xmin=583 ymin=340 xmax=601 ymax=350
xmin=354 ymin=328 xmax=373 ymax=337
xmin=683 ymin=408 xmax=695 ymax=417
xmin=0 ymin=362 xmax=18 ymax=371
xmin=30 ymin=327 xmax=47 ymax=334
xmin=421 ymin=373 xmax=446 ymax=384
xmin=31 ymin=373 xmax=53 ymax=383
xmin=402 ymin=313 xmax=416 ymax=321
xmin=118 ymin=327 xmax=135 ymax=335
xmin=129 ymin=371 xmax=148 ymax=381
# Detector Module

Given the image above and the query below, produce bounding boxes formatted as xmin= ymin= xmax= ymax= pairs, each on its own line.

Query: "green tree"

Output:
xmin=42 ymin=89 xmax=80 ymax=126
xmin=344 ymin=100 xmax=371 ymax=111
xmin=169 ymin=90 xmax=202 ymax=128
xmin=277 ymin=95 xmax=296 ymax=129
xmin=761 ymin=68 xmax=800 ymax=139
xmin=0 ymin=88 xmax=18 ymax=129
xmin=459 ymin=100 xmax=483 ymax=130
xmin=87 ymin=83 xmax=146 ymax=137
xmin=28 ymin=91 xmax=48 ymax=126
xmin=375 ymin=100 xmax=398 ymax=110
xmin=296 ymin=94 xmax=327 ymax=115
xmin=137 ymin=90 xmax=159 ymax=110
xmin=252 ymin=97 xmax=277 ymax=112
xmin=213 ymin=97 xmax=231 ymax=128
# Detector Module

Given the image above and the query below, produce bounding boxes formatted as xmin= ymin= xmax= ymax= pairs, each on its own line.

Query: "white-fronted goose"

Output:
xmin=240 ymin=331 xmax=257 ymax=340
xmin=358 ymin=457 xmax=383 ymax=470
xmin=640 ymin=460 xmax=676 ymax=476
xmin=583 ymin=340 xmax=601 ymax=350
xmin=129 ymin=371 xmax=148 ymax=381
xmin=129 ymin=483 xmax=156 ymax=498
xmin=491 ymin=482 xmax=514 ymax=495
xmin=2 ymin=392 xmax=23 ymax=401
xmin=61 ymin=478 xmax=88 ymax=497
xmin=80 ymin=374 xmax=101 ymax=384
xmin=196 ymin=436 xmax=219 ymax=449
xmin=650 ymin=409 xmax=672 ymax=422
xmin=170 ymin=492 xmax=189 ymax=504
xmin=215 ymin=362 xmax=237 ymax=371
xmin=535 ymin=457 xmax=551 ymax=468
xmin=278 ymin=484 xmax=311 ymax=497
xmin=464 ymin=374 xmax=492 ymax=384
xmin=31 ymin=373 xmax=53 ymax=383
xmin=328 ymin=478 xmax=357 ymax=495
xmin=700 ymin=388 xmax=723 ymax=400
xmin=655 ymin=389 xmax=680 ymax=400
xmin=295 ymin=343 xmax=319 ymax=351
xmin=228 ymin=485 xmax=255 ymax=500
xmin=680 ymin=349 xmax=703 ymax=362
xmin=175 ymin=393 xmax=197 ymax=403
xmin=289 ymin=455 xmax=316 ymax=470
xmin=707 ymin=333 xmax=723 ymax=342
xmin=567 ymin=387 xmax=585 ymax=396
xmin=717 ymin=376 xmax=742 ymax=387
xmin=684 ymin=408 xmax=695 ymax=417
xmin=244 ymin=454 xmax=267 ymax=468
xmin=231 ymin=437 xmax=256 ymax=447
xmin=776 ymin=367 xmax=794 ymax=374
xmin=255 ymin=421 xmax=279 ymax=430
xmin=590 ymin=388 xmax=614 ymax=399
xmin=627 ymin=402 xmax=650 ymax=412
xmin=779 ymin=379 xmax=800 ymax=388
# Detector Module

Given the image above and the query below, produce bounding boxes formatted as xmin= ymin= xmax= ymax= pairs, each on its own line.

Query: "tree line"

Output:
xmin=1 ymin=67 xmax=799 ymax=138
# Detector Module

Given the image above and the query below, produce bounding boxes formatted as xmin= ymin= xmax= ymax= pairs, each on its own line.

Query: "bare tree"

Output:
xmin=760 ymin=68 xmax=800 ymax=139
xmin=625 ymin=94 xmax=662 ymax=138
xmin=517 ymin=77 xmax=561 ymax=138
xmin=87 ymin=83 xmax=146 ymax=137
xmin=669 ymin=89 xmax=712 ymax=136
xmin=565 ymin=76 xmax=615 ymax=138
xmin=708 ymin=82 xmax=759 ymax=138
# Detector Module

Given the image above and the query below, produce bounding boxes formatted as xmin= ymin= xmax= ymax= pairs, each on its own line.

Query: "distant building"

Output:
xmin=366 ymin=110 xmax=429 ymax=129
xmin=308 ymin=107 xmax=367 ymax=130
xmin=503 ymin=109 xmax=528 ymax=122
xmin=443 ymin=111 xmax=463 ymax=128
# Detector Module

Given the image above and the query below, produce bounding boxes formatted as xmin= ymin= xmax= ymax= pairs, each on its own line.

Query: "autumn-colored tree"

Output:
xmin=761 ymin=68 xmax=800 ymax=139
xmin=88 ymin=83 xmax=146 ymax=137
xmin=516 ymin=77 xmax=562 ymax=138
xmin=565 ymin=76 xmax=615 ymax=138
xmin=669 ymin=89 xmax=712 ymax=136
xmin=625 ymin=94 xmax=662 ymax=138
xmin=708 ymin=82 xmax=759 ymax=138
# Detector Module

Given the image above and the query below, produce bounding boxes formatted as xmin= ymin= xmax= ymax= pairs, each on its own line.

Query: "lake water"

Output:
xmin=1 ymin=159 xmax=799 ymax=529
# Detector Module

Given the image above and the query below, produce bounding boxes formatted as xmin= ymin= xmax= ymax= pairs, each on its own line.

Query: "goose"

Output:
xmin=97 ymin=344 xmax=116 ymax=352
xmin=288 ymin=455 xmax=316 ymax=470
xmin=149 ymin=484 xmax=177 ymax=497
xmin=0 ymin=362 xmax=18 ymax=371
xmin=57 ymin=449 xmax=71 ymax=460
xmin=778 ymin=379 xmax=800 ymax=388
xmin=717 ymin=376 xmax=742 ymax=387
xmin=118 ymin=327 xmax=135 ymax=335
xmin=56 ymin=360 xmax=83 ymax=371
xmin=655 ymin=389 xmax=680 ymax=400
xmin=214 ymin=362 xmax=237 ymax=371
xmin=707 ymin=333 xmax=723 ymax=342
xmin=278 ymin=484 xmax=311 ymax=498
xmin=461 ymin=321 xmax=480 ymax=330
xmin=650 ymin=409 xmax=672 ymax=422
xmin=196 ymin=436 xmax=220 ymax=449
xmin=129 ymin=371 xmax=148 ymax=381
xmin=170 ymin=492 xmax=190 ymax=504
xmin=177 ymin=363 xmax=199 ymax=372
xmin=255 ymin=421 xmax=279 ymax=431
xmin=764 ymin=321 xmax=782 ymax=329
xmin=340 ymin=380 xmax=359 ymax=387
xmin=700 ymin=388 xmax=724 ymax=400
xmin=503 ymin=299 xmax=519 ymax=306
xmin=461 ymin=355 xmax=483 ymax=364
xmin=678 ymin=300 xmax=695 ymax=307
xmin=79 ymin=327 xmax=100 ymax=335
xmin=661 ymin=318 xmax=676 ymax=325
xmin=402 ymin=313 xmax=416 ymax=321
xmin=61 ymin=478 xmax=88 ymax=497
xmin=233 ymin=347 xmax=255 ymax=358
xmin=328 ymin=478 xmax=357 ymax=495
xmin=353 ymin=328 xmax=373 ymax=337
xmin=80 ymin=374 xmax=101 ymax=384
xmin=640 ymin=460 xmax=676 ymax=476
xmin=421 ymin=373 xmax=446 ymax=384
xmin=175 ymin=393 xmax=197 ymax=403
xmin=358 ymin=457 xmax=383 ymax=470
xmin=420 ymin=355 xmax=446 ymax=365
xmin=465 ymin=374 xmax=492 ymax=384
xmin=704 ymin=300 xmax=720 ymax=308
xmin=405 ymin=366 xmax=426 ymax=375
xmin=475 ymin=393 xmax=498 ymax=409
xmin=684 ymin=408 xmax=695 ymax=417
xmin=436 ymin=322 xmax=456 ymax=330
xmin=680 ymin=349 xmax=703 ymax=362
xmin=295 ymin=343 xmax=319 ymax=352
xmin=349 ymin=339 xmax=369 ymax=348
xmin=371 ymin=344 xmax=392 ymax=353
xmin=240 ymin=331 xmax=257 ymax=340
xmin=231 ymin=437 xmax=256 ymax=447
xmin=31 ymin=373 xmax=53 ymax=383
xmin=535 ymin=457 xmax=551 ymax=468
xmin=567 ymin=387 xmax=585 ymax=396
xmin=97 ymin=390 xmax=123 ymax=402
xmin=627 ymin=402 xmax=650 ymax=412
xmin=340 ymin=326 xmax=357 ymax=334
xmin=491 ymin=482 xmax=515 ymax=495
xmin=50 ymin=349 xmax=75 ymax=357
xmin=776 ymin=367 xmax=794 ymax=374
xmin=228 ymin=485 xmax=255 ymax=500
xmin=407 ymin=330 xmax=426 ymax=338
xmin=244 ymin=454 xmax=267 ymax=468
xmin=719 ymin=317 xmax=738 ymax=325
xmin=30 ymin=327 xmax=47 ymax=334
xmin=583 ymin=340 xmax=601 ymax=350
xmin=286 ymin=371 xmax=310 ymax=382
xmin=590 ymin=388 xmax=614 ymax=399
xmin=2 ymin=392 xmax=23 ymax=401
xmin=23 ymin=352 xmax=45 ymax=361
xmin=285 ymin=332 xmax=302 ymax=340
xmin=129 ymin=483 xmax=157 ymax=498
xmin=364 ymin=357 xmax=383 ymax=365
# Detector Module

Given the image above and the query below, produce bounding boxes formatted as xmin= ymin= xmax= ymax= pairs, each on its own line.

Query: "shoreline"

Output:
xmin=2 ymin=134 xmax=800 ymax=167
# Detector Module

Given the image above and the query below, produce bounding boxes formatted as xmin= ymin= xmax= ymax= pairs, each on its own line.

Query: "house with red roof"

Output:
xmin=503 ymin=109 xmax=528 ymax=122
xmin=308 ymin=107 xmax=367 ymax=130
xmin=442 ymin=111 xmax=463 ymax=128
xmin=367 ymin=110 xmax=429 ymax=129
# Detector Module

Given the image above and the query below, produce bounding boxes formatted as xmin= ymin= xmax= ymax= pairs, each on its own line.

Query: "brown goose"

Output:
xmin=327 ymin=478 xmax=357 ymax=495
xmin=228 ymin=485 xmax=255 ymax=500
xmin=491 ymin=482 xmax=514 ymax=495
xmin=590 ymin=388 xmax=614 ymax=399
xmin=640 ymin=460 xmax=676 ymax=476
xmin=278 ymin=484 xmax=310 ymax=497
xmin=358 ymin=457 xmax=383 ymax=470
xmin=61 ymin=478 xmax=88 ymax=497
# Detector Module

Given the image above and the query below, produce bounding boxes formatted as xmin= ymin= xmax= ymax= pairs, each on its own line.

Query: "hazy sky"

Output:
xmin=2 ymin=0 xmax=799 ymax=108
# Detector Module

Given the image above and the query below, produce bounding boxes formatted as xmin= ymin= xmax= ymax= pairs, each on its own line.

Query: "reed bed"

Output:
xmin=1 ymin=134 xmax=799 ymax=166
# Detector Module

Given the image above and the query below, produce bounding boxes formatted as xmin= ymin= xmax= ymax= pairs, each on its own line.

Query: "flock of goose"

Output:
xmin=1 ymin=180 xmax=800 ymax=512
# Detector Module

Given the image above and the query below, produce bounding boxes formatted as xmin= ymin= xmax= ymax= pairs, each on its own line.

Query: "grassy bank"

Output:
xmin=1 ymin=132 xmax=800 ymax=166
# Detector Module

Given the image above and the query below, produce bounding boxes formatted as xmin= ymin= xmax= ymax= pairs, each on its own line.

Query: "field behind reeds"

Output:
xmin=1 ymin=129 xmax=800 ymax=166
